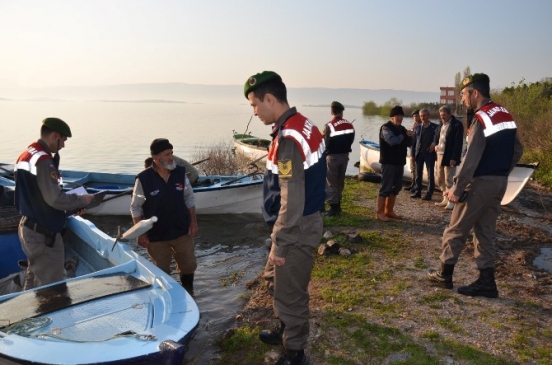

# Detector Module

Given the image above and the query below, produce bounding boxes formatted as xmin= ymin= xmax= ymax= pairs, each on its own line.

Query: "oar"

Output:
xmin=100 ymin=188 xmax=134 ymax=204
xmin=191 ymin=157 xmax=210 ymax=166
xmin=242 ymin=115 xmax=254 ymax=136
xmin=221 ymin=158 xmax=265 ymax=186
xmin=249 ymin=154 xmax=268 ymax=167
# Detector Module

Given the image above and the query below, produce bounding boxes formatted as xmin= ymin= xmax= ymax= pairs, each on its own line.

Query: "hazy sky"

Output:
xmin=1 ymin=0 xmax=550 ymax=92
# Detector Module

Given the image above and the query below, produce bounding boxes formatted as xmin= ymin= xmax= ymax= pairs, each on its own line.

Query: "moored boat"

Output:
xmin=0 ymin=167 xmax=264 ymax=216
xmin=359 ymin=139 xmax=538 ymax=206
xmin=232 ymin=132 xmax=270 ymax=162
xmin=0 ymin=209 xmax=200 ymax=365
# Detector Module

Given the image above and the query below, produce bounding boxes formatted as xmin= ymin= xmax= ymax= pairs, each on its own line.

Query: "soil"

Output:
xmin=224 ymin=181 xmax=552 ymax=364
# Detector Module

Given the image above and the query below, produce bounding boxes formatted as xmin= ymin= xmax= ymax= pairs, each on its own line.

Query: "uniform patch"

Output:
xmin=50 ymin=171 xmax=58 ymax=180
xmin=278 ymin=160 xmax=293 ymax=178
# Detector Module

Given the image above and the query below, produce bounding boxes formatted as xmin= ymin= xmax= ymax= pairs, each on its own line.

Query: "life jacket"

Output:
xmin=14 ymin=142 xmax=66 ymax=232
xmin=137 ymin=166 xmax=190 ymax=241
xmin=263 ymin=112 xmax=326 ymax=226
xmin=472 ymin=102 xmax=518 ymax=177
xmin=325 ymin=117 xmax=355 ymax=154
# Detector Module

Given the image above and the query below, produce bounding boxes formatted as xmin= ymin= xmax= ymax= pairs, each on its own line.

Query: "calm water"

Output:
xmin=1 ymin=100 xmax=417 ymax=175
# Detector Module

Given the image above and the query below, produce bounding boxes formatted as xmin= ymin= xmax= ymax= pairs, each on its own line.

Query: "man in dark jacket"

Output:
xmin=434 ymin=105 xmax=464 ymax=209
xmin=377 ymin=106 xmax=412 ymax=221
xmin=410 ymin=109 xmax=438 ymax=200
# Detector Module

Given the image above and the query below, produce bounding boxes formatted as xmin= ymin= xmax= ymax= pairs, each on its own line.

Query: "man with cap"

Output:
xmin=130 ymin=138 xmax=198 ymax=296
xmin=14 ymin=117 xmax=93 ymax=289
xmin=376 ymin=106 xmax=412 ymax=221
xmin=244 ymin=71 xmax=326 ymax=365
xmin=404 ymin=109 xmax=421 ymax=191
xmin=323 ymin=101 xmax=355 ymax=216
xmin=427 ymin=73 xmax=523 ymax=298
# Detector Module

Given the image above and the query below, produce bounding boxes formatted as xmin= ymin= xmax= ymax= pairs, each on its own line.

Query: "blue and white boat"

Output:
xmin=0 ymin=207 xmax=200 ymax=365
xmin=0 ymin=165 xmax=264 ymax=215
xmin=359 ymin=139 xmax=538 ymax=206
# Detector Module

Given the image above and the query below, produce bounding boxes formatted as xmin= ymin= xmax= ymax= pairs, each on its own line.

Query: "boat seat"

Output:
xmin=0 ymin=274 xmax=150 ymax=329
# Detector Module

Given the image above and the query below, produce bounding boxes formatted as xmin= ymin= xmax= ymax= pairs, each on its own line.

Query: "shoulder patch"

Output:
xmin=50 ymin=171 xmax=58 ymax=180
xmin=278 ymin=159 xmax=293 ymax=178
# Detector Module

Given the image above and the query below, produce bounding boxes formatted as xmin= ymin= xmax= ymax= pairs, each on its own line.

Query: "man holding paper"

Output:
xmin=14 ymin=118 xmax=93 ymax=290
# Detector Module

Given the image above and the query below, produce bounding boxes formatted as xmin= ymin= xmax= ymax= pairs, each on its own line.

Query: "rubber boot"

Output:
xmin=375 ymin=196 xmax=390 ymax=221
xmin=384 ymin=195 xmax=402 ymax=219
xmin=275 ymin=349 xmax=308 ymax=365
xmin=445 ymin=201 xmax=455 ymax=210
xmin=435 ymin=196 xmax=448 ymax=207
xmin=427 ymin=263 xmax=454 ymax=289
xmin=259 ymin=320 xmax=284 ymax=345
xmin=457 ymin=268 xmax=499 ymax=298
xmin=325 ymin=204 xmax=341 ymax=217
xmin=180 ymin=274 xmax=195 ymax=297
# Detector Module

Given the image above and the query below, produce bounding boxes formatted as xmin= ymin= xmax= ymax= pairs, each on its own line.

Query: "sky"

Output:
xmin=1 ymin=0 xmax=551 ymax=92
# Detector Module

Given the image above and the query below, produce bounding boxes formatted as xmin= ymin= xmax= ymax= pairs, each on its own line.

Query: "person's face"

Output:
xmin=53 ymin=133 xmax=67 ymax=153
xmin=413 ymin=114 xmax=421 ymax=124
xmin=440 ymin=110 xmax=452 ymax=122
xmin=461 ymin=88 xmax=474 ymax=108
xmin=390 ymin=115 xmax=403 ymax=125
xmin=248 ymin=92 xmax=274 ymax=126
xmin=156 ymin=149 xmax=176 ymax=170
xmin=420 ymin=111 xmax=430 ymax=124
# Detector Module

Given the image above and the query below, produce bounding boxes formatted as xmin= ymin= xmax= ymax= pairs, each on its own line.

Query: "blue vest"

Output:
xmin=137 ymin=166 xmax=190 ymax=241
xmin=15 ymin=142 xmax=67 ymax=233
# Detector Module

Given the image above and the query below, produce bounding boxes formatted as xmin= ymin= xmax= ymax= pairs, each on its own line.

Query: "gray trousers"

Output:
xmin=379 ymin=164 xmax=404 ymax=197
xmin=326 ymin=153 xmax=349 ymax=204
xmin=263 ymin=213 xmax=323 ymax=350
xmin=440 ymin=176 xmax=507 ymax=269
xmin=19 ymin=222 xmax=64 ymax=290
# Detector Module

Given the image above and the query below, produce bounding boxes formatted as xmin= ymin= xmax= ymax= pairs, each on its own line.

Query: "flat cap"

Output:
xmin=42 ymin=118 xmax=72 ymax=137
xmin=331 ymin=101 xmax=344 ymax=110
xmin=389 ymin=106 xmax=404 ymax=117
xmin=244 ymin=71 xmax=282 ymax=99
xmin=150 ymin=138 xmax=173 ymax=156
xmin=460 ymin=73 xmax=490 ymax=89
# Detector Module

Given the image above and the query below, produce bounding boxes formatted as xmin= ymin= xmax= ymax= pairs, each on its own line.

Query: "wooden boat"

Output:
xmin=359 ymin=139 xmax=538 ymax=206
xmin=0 ymin=167 xmax=264 ymax=216
xmin=0 ymin=208 xmax=199 ymax=365
xmin=232 ymin=132 xmax=270 ymax=162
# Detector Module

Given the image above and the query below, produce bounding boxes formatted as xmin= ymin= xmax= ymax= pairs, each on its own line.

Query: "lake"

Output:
xmin=0 ymin=100 xmax=418 ymax=175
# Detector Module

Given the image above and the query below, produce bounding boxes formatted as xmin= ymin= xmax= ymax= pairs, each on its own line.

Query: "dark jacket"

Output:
xmin=434 ymin=116 xmax=464 ymax=166
xmin=411 ymin=122 xmax=438 ymax=158
xmin=379 ymin=121 xmax=410 ymax=166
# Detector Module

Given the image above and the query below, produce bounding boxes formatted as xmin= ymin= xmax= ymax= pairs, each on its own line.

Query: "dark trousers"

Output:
xmin=414 ymin=152 xmax=436 ymax=195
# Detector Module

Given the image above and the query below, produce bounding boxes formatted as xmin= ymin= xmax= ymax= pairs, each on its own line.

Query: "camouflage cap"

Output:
xmin=244 ymin=71 xmax=282 ymax=99
xmin=459 ymin=73 xmax=490 ymax=90
xmin=42 ymin=117 xmax=72 ymax=137
xmin=411 ymin=109 xmax=420 ymax=116
xmin=331 ymin=101 xmax=344 ymax=110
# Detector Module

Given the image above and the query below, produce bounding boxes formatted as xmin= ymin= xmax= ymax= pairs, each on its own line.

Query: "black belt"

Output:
xmin=22 ymin=216 xmax=56 ymax=238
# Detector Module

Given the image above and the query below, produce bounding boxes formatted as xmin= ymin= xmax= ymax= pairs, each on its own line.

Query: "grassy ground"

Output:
xmin=212 ymin=177 xmax=552 ymax=365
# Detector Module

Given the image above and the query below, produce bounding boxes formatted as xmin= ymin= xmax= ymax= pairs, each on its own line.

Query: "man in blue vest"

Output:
xmin=130 ymin=138 xmax=198 ymax=296
xmin=15 ymin=118 xmax=93 ymax=289
xmin=323 ymin=101 xmax=355 ymax=216
xmin=427 ymin=73 xmax=523 ymax=298
xmin=244 ymin=71 xmax=326 ymax=365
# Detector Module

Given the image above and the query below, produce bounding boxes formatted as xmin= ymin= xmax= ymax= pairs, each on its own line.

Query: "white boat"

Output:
xmin=232 ymin=132 xmax=270 ymax=162
xmin=359 ymin=139 xmax=538 ymax=206
xmin=0 ymin=208 xmax=200 ymax=365
xmin=0 ymin=167 xmax=264 ymax=216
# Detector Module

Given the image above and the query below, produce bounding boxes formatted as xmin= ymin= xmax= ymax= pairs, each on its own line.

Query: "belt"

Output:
xmin=22 ymin=216 xmax=56 ymax=238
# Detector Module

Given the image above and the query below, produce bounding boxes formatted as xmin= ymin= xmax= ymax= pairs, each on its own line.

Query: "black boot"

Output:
xmin=276 ymin=349 xmax=307 ymax=365
xmin=259 ymin=321 xmax=284 ymax=345
xmin=180 ymin=274 xmax=195 ymax=297
xmin=457 ymin=268 xmax=499 ymax=298
xmin=427 ymin=263 xmax=454 ymax=289
xmin=403 ymin=183 xmax=415 ymax=191
xmin=325 ymin=204 xmax=341 ymax=217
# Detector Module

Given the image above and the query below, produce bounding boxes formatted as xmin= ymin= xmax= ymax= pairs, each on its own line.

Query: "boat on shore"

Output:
xmin=232 ymin=131 xmax=270 ymax=162
xmin=0 ymin=207 xmax=200 ymax=365
xmin=0 ymin=166 xmax=264 ymax=216
xmin=359 ymin=139 xmax=538 ymax=206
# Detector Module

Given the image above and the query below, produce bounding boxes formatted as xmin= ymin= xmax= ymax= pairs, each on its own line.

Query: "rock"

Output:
xmin=323 ymin=231 xmax=333 ymax=239
xmin=339 ymin=248 xmax=351 ymax=256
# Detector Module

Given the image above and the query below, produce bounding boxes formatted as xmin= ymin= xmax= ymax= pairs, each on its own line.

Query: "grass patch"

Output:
xmin=215 ymin=326 xmax=270 ymax=364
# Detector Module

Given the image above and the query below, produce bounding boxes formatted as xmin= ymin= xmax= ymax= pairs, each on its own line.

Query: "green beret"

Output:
xmin=411 ymin=109 xmax=420 ymax=116
xmin=331 ymin=101 xmax=344 ymax=110
xmin=244 ymin=71 xmax=282 ymax=99
xmin=42 ymin=117 xmax=72 ymax=137
xmin=459 ymin=73 xmax=490 ymax=89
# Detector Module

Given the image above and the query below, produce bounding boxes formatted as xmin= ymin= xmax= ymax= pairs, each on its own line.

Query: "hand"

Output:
xmin=450 ymin=160 xmax=457 ymax=167
xmin=188 ymin=221 xmax=198 ymax=237
xmin=84 ymin=194 xmax=94 ymax=205
xmin=74 ymin=208 xmax=86 ymax=216
xmin=137 ymin=233 xmax=150 ymax=248
xmin=268 ymin=251 xmax=285 ymax=266
xmin=446 ymin=190 xmax=459 ymax=203
xmin=435 ymin=145 xmax=441 ymax=152
xmin=406 ymin=130 xmax=413 ymax=137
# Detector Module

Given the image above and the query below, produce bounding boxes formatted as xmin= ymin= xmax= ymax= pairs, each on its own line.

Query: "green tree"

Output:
xmin=362 ymin=100 xmax=379 ymax=116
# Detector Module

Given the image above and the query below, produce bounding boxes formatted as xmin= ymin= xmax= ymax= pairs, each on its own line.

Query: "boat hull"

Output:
xmin=359 ymin=139 xmax=537 ymax=206
xmin=232 ymin=133 xmax=270 ymax=162
xmin=0 ymin=215 xmax=200 ymax=365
